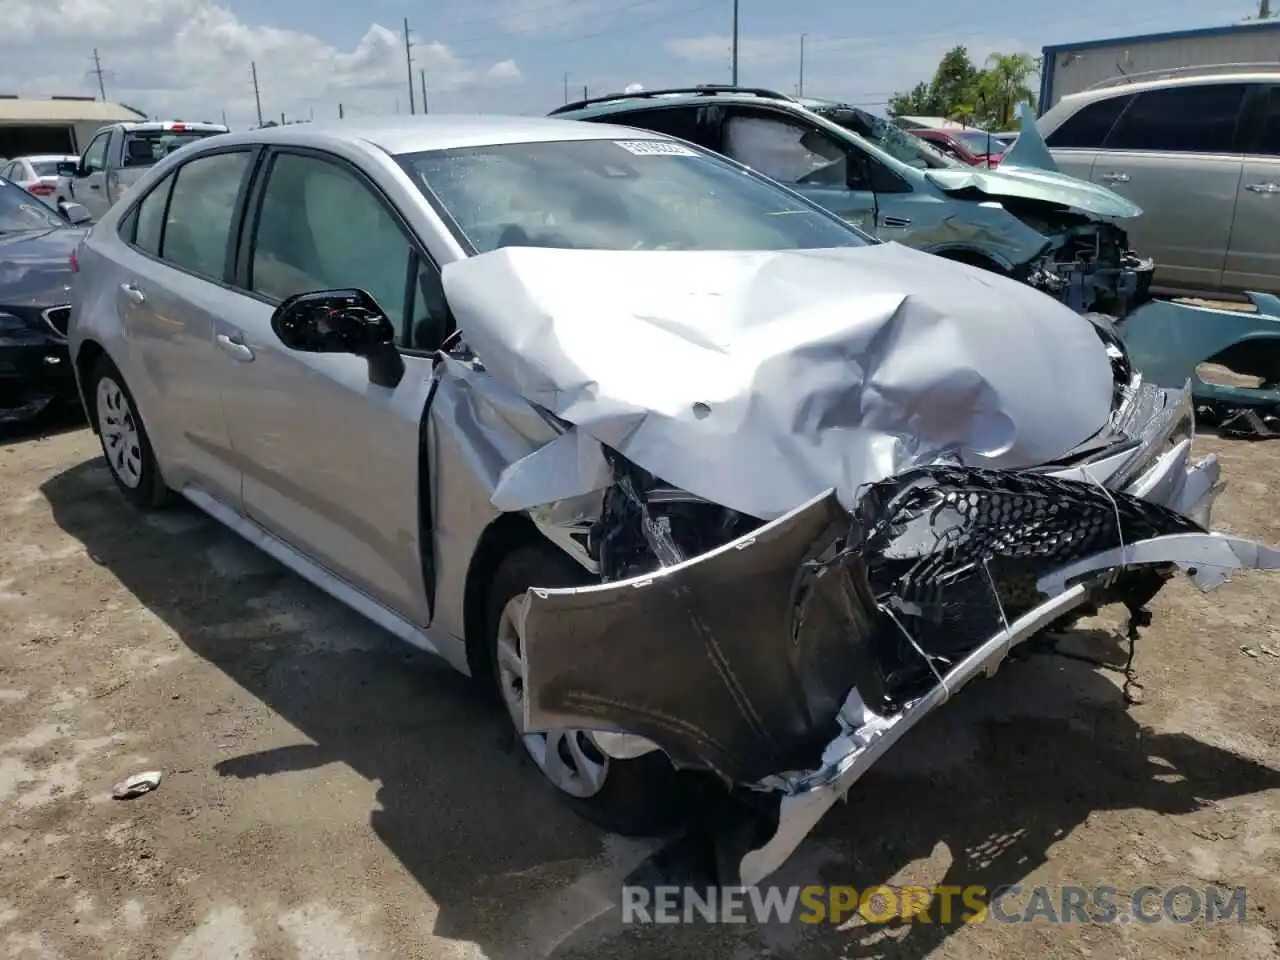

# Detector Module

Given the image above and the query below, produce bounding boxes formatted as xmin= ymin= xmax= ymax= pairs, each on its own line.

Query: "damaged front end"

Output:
xmin=516 ymin=458 xmax=1280 ymax=887
xmin=1012 ymin=211 xmax=1153 ymax=318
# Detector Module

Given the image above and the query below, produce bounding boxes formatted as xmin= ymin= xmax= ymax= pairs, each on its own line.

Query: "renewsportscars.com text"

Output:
xmin=621 ymin=884 xmax=1247 ymax=925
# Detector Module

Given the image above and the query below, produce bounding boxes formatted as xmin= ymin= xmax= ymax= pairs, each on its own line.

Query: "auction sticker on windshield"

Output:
xmin=614 ymin=140 xmax=699 ymax=156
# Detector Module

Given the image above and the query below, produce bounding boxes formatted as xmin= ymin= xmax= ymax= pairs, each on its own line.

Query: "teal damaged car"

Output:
xmin=552 ymin=87 xmax=1152 ymax=318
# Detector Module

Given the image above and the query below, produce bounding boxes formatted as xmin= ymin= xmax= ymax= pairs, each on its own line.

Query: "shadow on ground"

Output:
xmin=0 ymin=403 xmax=85 ymax=447
xmin=41 ymin=457 xmax=1280 ymax=960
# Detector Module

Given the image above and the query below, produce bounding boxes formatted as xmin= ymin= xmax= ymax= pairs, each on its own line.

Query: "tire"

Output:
xmin=88 ymin=355 xmax=173 ymax=510
xmin=486 ymin=545 xmax=692 ymax=836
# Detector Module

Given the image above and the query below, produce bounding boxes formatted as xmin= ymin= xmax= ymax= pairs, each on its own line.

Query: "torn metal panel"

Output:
xmin=442 ymin=243 xmax=1115 ymax=521
xmin=1117 ymin=293 xmax=1280 ymax=432
xmin=518 ymin=489 xmax=884 ymax=784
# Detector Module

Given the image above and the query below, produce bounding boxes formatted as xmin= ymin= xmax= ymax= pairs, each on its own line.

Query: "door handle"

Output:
xmin=216 ymin=333 xmax=255 ymax=362
xmin=880 ymin=215 xmax=912 ymax=227
xmin=1099 ymin=172 xmax=1130 ymax=183
xmin=119 ymin=282 xmax=146 ymax=304
xmin=1246 ymin=181 xmax=1280 ymax=194
xmin=89 ymin=183 xmax=100 ymax=189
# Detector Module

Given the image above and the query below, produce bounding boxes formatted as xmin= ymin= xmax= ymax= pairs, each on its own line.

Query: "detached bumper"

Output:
xmin=737 ymin=529 xmax=1279 ymax=885
xmin=519 ymin=457 xmax=1280 ymax=887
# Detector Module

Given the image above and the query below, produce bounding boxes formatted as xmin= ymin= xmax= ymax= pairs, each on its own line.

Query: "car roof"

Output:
xmin=1059 ymin=66 xmax=1280 ymax=105
xmin=205 ymin=115 xmax=671 ymax=156
xmin=119 ymin=120 xmax=229 ymax=133
xmin=555 ymin=91 xmax=800 ymax=121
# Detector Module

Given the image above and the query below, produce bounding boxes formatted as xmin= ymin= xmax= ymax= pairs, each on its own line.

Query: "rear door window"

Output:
xmin=1045 ymin=95 xmax=1132 ymax=148
xmin=1102 ymin=83 xmax=1248 ymax=153
xmin=1253 ymin=85 xmax=1280 ymax=156
xmin=158 ymin=151 xmax=252 ymax=279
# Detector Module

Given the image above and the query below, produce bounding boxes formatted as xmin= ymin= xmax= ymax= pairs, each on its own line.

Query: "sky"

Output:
xmin=1 ymin=0 xmax=1262 ymax=127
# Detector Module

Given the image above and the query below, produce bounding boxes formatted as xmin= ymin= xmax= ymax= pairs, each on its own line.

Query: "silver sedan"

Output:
xmin=66 ymin=116 xmax=1280 ymax=886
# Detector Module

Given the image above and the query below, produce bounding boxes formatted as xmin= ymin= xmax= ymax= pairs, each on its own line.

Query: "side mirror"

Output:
xmin=58 ymin=201 xmax=91 ymax=225
xmin=270 ymin=288 xmax=404 ymax=388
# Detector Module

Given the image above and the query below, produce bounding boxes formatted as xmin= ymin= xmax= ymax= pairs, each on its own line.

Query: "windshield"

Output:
xmin=952 ymin=131 xmax=1007 ymax=155
xmin=398 ymin=138 xmax=872 ymax=253
xmin=807 ymin=105 xmax=962 ymax=170
xmin=0 ymin=180 xmax=64 ymax=233
xmin=122 ymin=130 xmax=222 ymax=168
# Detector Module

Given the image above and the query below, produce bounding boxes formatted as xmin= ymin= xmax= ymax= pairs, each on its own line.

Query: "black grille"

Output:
xmin=41 ymin=306 xmax=71 ymax=339
xmin=848 ymin=465 xmax=1205 ymax=703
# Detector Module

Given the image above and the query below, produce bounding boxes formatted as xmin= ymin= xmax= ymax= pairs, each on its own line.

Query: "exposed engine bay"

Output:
xmin=1009 ymin=204 xmax=1154 ymax=318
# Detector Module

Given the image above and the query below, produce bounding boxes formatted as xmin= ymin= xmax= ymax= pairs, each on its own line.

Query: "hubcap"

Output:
xmin=496 ymin=595 xmax=610 ymax=798
xmin=96 ymin=376 xmax=143 ymax=489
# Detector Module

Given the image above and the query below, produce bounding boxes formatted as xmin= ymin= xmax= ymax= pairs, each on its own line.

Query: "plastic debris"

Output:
xmin=112 ymin=770 xmax=162 ymax=800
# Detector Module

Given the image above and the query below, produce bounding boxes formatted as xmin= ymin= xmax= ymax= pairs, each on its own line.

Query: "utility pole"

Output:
xmin=563 ymin=72 xmax=570 ymax=104
xmin=420 ymin=69 xmax=428 ymax=115
xmin=339 ymin=103 xmax=344 ymax=119
xmin=1260 ymin=0 xmax=1273 ymax=18
xmin=583 ymin=84 xmax=588 ymax=100
xmin=798 ymin=34 xmax=806 ymax=97
xmin=91 ymin=48 xmax=108 ymax=100
xmin=730 ymin=0 xmax=739 ymax=85
xmin=221 ymin=109 xmax=227 ymax=126
xmin=280 ymin=111 xmax=286 ymax=125
xmin=250 ymin=61 xmax=263 ymax=128
xmin=404 ymin=18 xmax=416 ymax=114
xmin=308 ymin=105 xmax=314 ymax=121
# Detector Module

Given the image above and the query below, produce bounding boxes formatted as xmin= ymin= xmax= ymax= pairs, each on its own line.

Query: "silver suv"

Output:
xmin=1039 ymin=64 xmax=1280 ymax=295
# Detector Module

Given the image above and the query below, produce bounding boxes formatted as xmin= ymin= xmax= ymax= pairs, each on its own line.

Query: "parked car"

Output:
xmin=1039 ymin=64 xmax=1280 ymax=294
xmin=1 ymin=154 xmax=79 ymax=208
xmin=57 ymin=120 xmax=229 ymax=221
xmin=67 ymin=116 xmax=1280 ymax=885
xmin=0 ymin=177 xmax=89 ymax=424
xmin=551 ymin=86 xmax=1153 ymax=318
xmin=910 ymin=127 xmax=1006 ymax=167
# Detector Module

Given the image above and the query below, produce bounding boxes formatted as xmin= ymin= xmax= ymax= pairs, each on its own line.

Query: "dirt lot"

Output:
xmin=1 ymin=417 xmax=1279 ymax=960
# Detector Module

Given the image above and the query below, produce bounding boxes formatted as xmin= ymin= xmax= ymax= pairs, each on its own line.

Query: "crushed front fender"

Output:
xmin=518 ymin=489 xmax=886 ymax=785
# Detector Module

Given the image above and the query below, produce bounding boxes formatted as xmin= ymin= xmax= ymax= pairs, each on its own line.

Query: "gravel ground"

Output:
xmin=1 ymin=415 xmax=1279 ymax=960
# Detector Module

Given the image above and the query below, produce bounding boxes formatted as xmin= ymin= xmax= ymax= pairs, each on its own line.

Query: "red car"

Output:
xmin=910 ymin=128 xmax=1006 ymax=167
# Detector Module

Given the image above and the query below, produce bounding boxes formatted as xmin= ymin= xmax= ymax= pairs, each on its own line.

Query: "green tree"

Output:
xmin=887 ymin=47 xmax=1040 ymax=129
xmin=886 ymin=81 xmax=936 ymax=118
xmin=980 ymin=52 xmax=1039 ymax=128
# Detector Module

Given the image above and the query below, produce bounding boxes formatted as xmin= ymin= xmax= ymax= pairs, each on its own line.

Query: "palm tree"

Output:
xmin=983 ymin=52 xmax=1039 ymax=128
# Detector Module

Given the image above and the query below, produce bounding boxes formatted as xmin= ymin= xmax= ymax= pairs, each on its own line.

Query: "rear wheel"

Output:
xmin=88 ymin=356 xmax=172 ymax=510
xmin=486 ymin=545 xmax=690 ymax=836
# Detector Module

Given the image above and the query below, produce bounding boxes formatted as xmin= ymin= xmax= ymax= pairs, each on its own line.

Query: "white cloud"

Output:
xmin=1 ymin=0 xmax=525 ymax=128
xmin=664 ymin=32 xmax=1041 ymax=107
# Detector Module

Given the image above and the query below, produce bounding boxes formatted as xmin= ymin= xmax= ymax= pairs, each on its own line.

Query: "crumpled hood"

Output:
xmin=441 ymin=242 xmax=1115 ymax=521
xmin=0 ymin=228 xmax=83 ymax=308
xmin=925 ymin=166 xmax=1142 ymax=219
xmin=926 ymin=108 xmax=1142 ymax=220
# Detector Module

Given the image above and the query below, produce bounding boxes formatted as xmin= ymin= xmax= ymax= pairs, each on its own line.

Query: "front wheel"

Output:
xmin=486 ymin=545 xmax=691 ymax=836
xmin=88 ymin=356 xmax=172 ymax=510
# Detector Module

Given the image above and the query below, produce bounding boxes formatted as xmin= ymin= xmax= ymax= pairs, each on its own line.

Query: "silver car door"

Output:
xmin=218 ymin=149 xmax=444 ymax=626
xmin=1091 ymin=83 xmax=1246 ymax=291
xmin=108 ymin=147 xmax=257 ymax=505
xmin=1224 ymin=83 xmax=1280 ymax=292
xmin=73 ymin=131 xmax=112 ymax=219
